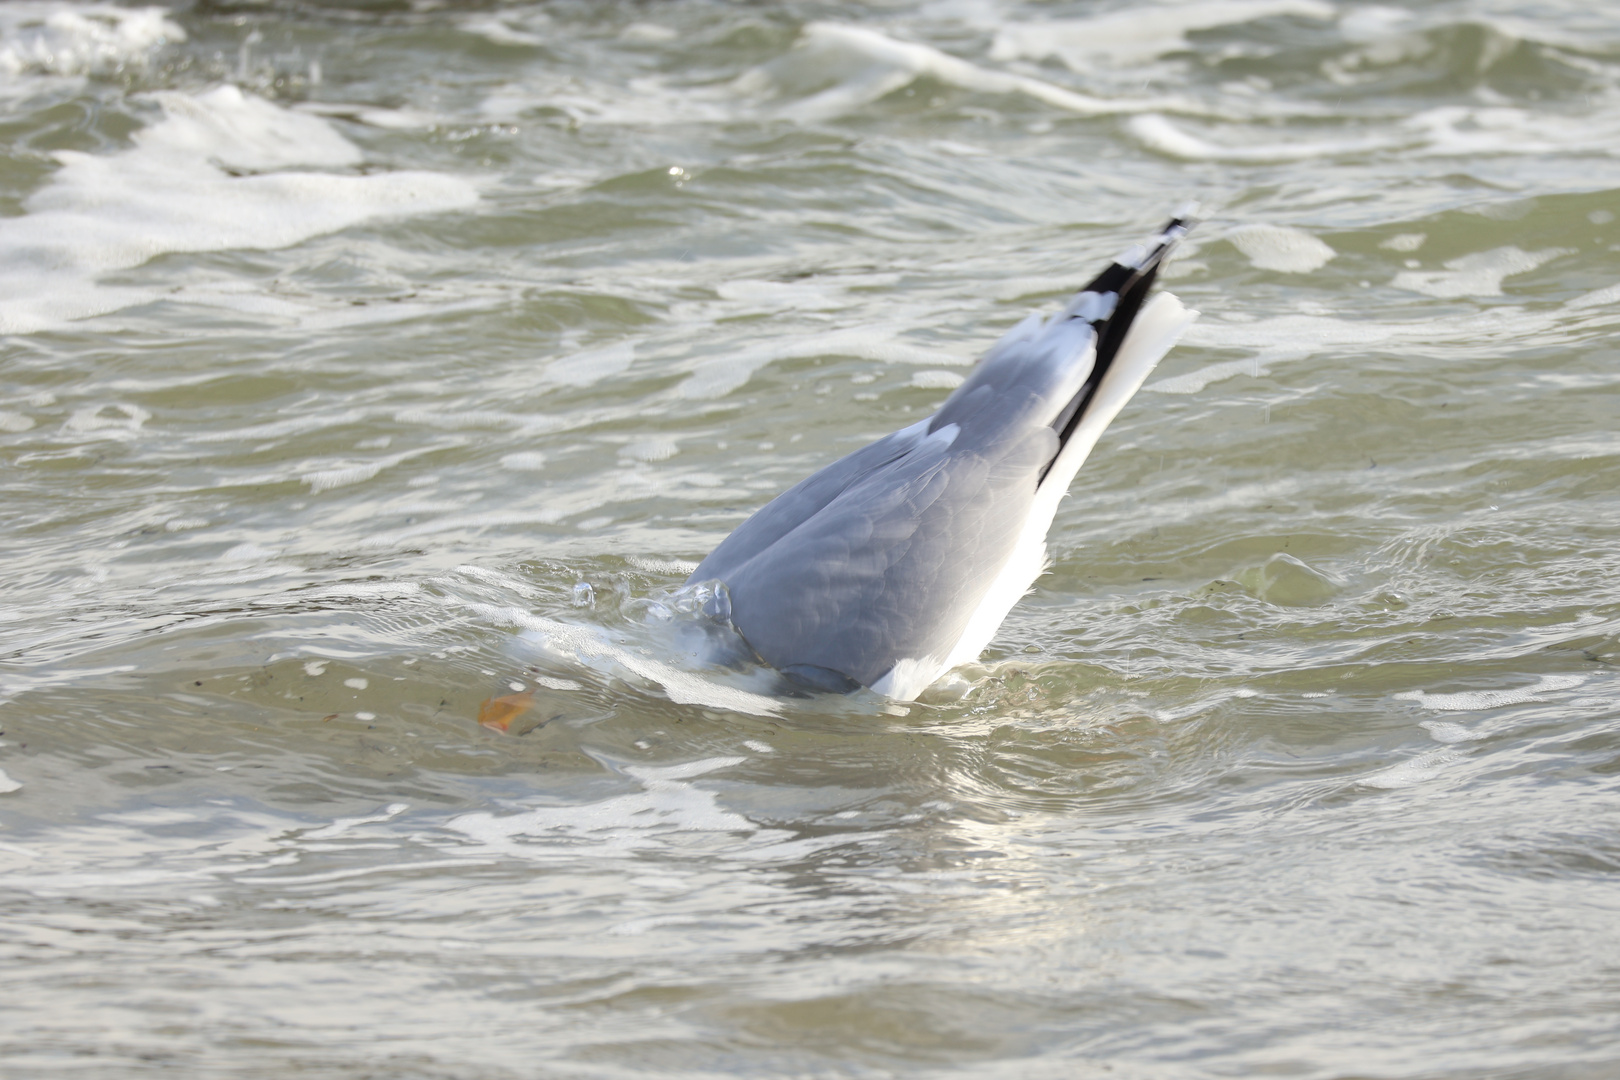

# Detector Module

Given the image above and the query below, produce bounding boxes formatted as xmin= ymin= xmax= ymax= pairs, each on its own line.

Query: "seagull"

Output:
xmin=687 ymin=214 xmax=1199 ymax=701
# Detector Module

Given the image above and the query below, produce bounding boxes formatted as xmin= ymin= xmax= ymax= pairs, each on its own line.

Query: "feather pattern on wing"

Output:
xmin=689 ymin=214 xmax=1198 ymax=698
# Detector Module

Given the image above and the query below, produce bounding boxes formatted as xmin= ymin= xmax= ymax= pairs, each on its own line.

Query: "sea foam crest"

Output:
xmin=735 ymin=22 xmax=1186 ymax=123
xmin=0 ymin=84 xmax=477 ymax=334
xmin=0 ymin=3 xmax=183 ymax=79
xmin=990 ymin=0 xmax=1335 ymax=68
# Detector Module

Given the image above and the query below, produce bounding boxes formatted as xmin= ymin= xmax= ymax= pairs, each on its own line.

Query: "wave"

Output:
xmin=990 ymin=0 xmax=1336 ymax=69
xmin=734 ymin=22 xmax=1195 ymax=123
xmin=0 ymin=84 xmax=477 ymax=334
xmin=0 ymin=2 xmax=181 ymax=80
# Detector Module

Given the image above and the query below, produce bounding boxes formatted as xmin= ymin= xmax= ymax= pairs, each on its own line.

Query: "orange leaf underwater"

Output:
xmin=477 ymin=691 xmax=535 ymax=733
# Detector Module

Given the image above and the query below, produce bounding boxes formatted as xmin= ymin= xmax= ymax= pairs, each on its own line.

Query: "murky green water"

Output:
xmin=2 ymin=1 xmax=1619 ymax=1076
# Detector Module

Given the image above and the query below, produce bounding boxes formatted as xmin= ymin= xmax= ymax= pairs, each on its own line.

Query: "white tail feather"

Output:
xmin=937 ymin=290 xmax=1199 ymax=681
xmin=1032 ymin=291 xmax=1198 ymax=524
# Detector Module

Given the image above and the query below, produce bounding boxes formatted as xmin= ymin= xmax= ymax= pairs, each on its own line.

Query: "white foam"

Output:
xmin=1145 ymin=312 xmax=1404 ymax=393
xmin=1381 ymin=232 xmax=1427 ymax=253
xmin=0 ymin=767 xmax=20 ymax=794
xmin=452 ymin=564 xmax=535 ymax=593
xmin=299 ymin=444 xmax=442 ymax=493
xmin=1409 ymin=105 xmax=1620 ymax=158
xmin=305 ymin=582 xmax=422 ymax=602
xmin=302 ymin=803 xmax=408 ymax=840
xmin=1392 ymin=246 xmax=1573 ymax=299
xmin=990 ymin=0 xmax=1335 ymax=68
xmin=1336 ymin=5 xmax=1413 ymax=43
xmin=1420 ymin=721 xmax=1484 ymax=745
xmin=716 ymin=278 xmax=845 ymax=310
xmin=1568 ymin=283 xmax=1620 ymax=311
xmin=621 ymin=22 xmax=677 ymax=45
xmin=458 ymin=11 xmax=549 ymax=48
xmin=1361 ymin=748 xmax=1463 ymax=789
xmin=544 ymin=340 xmax=637 ymax=387
xmin=394 ymin=408 xmax=527 ymax=431
xmin=1146 ymin=356 xmax=1264 ymax=395
xmin=0 ymin=3 xmax=182 ymax=79
xmin=136 ymin=85 xmax=361 ymax=170
xmin=621 ymin=437 xmax=679 ymax=463
xmin=1153 ymin=684 xmax=1268 ymax=723
xmin=1225 ymin=224 xmax=1336 ymax=273
xmin=0 ymin=663 xmax=137 ymax=706
xmin=294 ymin=101 xmax=439 ymax=131
xmin=1324 ymin=12 xmax=1604 ymax=87
xmin=626 ymin=555 xmax=701 ymax=576
xmin=0 ymin=85 xmax=478 ymax=334
xmin=1128 ymin=113 xmax=1397 ymax=161
xmin=1394 ymin=674 xmax=1587 ymax=711
xmin=62 ymin=402 xmax=150 ymax=439
xmin=680 ymin=325 xmax=946 ymax=400
xmin=480 ymin=64 xmax=730 ymax=128
xmin=302 ymin=462 xmax=384 ymax=493
xmin=499 ymin=451 xmax=548 ymax=472
xmin=446 ymin=756 xmax=756 ymax=858
xmin=219 ymin=542 xmax=275 ymax=564
xmin=492 ymin=607 xmax=782 ymax=717
xmin=1470 ymin=15 xmax=1612 ymax=57
xmin=910 ymin=370 xmax=966 ymax=390
xmin=1133 ymin=93 xmax=1620 ymax=163
xmin=736 ymin=22 xmax=1186 ymax=124
xmin=626 ymin=757 xmax=746 ymax=784
xmin=1146 ymin=294 xmax=1599 ymax=394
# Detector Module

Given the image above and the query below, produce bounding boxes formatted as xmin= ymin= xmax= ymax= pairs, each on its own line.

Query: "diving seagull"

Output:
xmin=687 ymin=214 xmax=1198 ymax=701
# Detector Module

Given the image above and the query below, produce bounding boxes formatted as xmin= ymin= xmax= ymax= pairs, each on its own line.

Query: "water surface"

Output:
xmin=2 ymin=1 xmax=1619 ymax=1076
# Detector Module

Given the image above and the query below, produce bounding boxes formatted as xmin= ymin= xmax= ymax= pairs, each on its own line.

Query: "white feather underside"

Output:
xmin=870 ymin=291 xmax=1198 ymax=701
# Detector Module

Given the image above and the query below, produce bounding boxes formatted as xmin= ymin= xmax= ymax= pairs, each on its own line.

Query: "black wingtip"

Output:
xmin=1060 ymin=213 xmax=1192 ymax=322
xmin=1083 ymin=211 xmax=1194 ymax=359
xmin=1040 ymin=213 xmax=1194 ymax=480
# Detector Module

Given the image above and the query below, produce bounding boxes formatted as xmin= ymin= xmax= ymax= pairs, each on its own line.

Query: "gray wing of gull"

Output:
xmin=689 ymin=211 xmax=1193 ymax=691
xmin=689 ymin=423 xmax=941 ymax=583
xmin=690 ymin=326 xmax=1085 ymax=689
